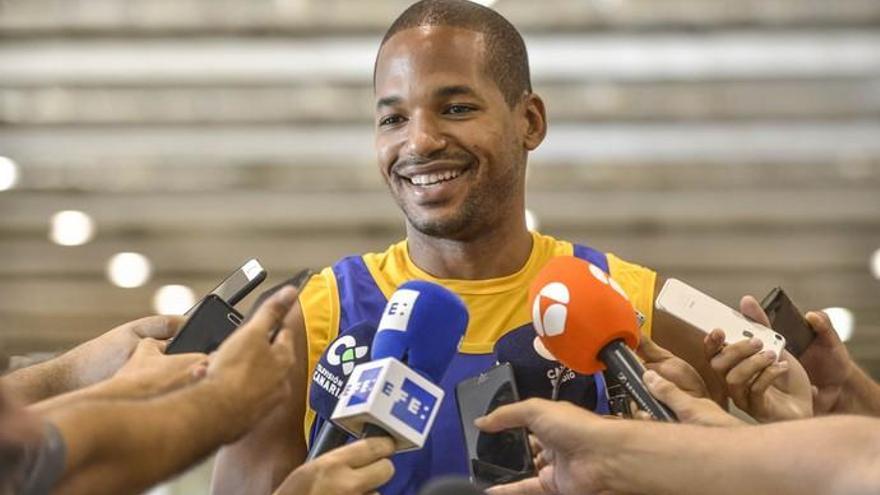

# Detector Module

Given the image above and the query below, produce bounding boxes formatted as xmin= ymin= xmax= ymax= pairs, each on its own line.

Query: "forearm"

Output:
xmin=30 ymin=376 xmax=160 ymax=415
xmin=47 ymin=378 xmax=246 ymax=495
xmin=834 ymin=365 xmax=880 ymax=417
xmin=602 ymin=416 xmax=880 ymax=495
xmin=4 ymin=354 xmax=77 ymax=405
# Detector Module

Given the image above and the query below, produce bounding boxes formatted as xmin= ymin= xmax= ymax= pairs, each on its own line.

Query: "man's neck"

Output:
xmin=405 ymin=222 xmax=534 ymax=280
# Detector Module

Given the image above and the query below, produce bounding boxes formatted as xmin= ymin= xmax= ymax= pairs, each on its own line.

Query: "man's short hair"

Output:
xmin=378 ymin=0 xmax=532 ymax=107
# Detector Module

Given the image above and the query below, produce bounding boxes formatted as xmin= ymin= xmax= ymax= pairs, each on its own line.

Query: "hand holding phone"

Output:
xmin=655 ymin=279 xmax=786 ymax=360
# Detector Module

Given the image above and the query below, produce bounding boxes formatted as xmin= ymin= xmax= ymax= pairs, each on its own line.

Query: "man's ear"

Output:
xmin=520 ymin=92 xmax=548 ymax=151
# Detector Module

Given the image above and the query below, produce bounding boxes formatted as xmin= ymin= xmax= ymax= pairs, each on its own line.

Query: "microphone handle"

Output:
xmin=362 ymin=422 xmax=391 ymax=438
xmin=598 ymin=340 xmax=677 ymax=422
xmin=306 ymin=420 xmax=352 ymax=461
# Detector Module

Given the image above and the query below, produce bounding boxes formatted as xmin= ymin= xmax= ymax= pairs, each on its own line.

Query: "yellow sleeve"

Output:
xmin=298 ymin=266 xmax=340 ymax=445
xmin=607 ymin=253 xmax=657 ymax=338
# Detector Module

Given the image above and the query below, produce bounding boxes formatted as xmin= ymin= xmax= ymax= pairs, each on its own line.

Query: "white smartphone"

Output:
xmin=655 ymin=278 xmax=786 ymax=360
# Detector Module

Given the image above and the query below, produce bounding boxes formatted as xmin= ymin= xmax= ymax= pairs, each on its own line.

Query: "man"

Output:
xmin=1 ymin=287 xmax=396 ymax=495
xmin=212 ymin=2 xmax=810 ymax=493
xmin=477 ymin=378 xmax=880 ymax=495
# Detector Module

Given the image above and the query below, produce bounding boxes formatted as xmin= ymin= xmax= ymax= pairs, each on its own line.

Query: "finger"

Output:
xmin=329 ymin=437 xmax=395 ymax=468
xmin=528 ymin=434 xmax=543 ymax=456
xmin=271 ymin=326 xmax=295 ymax=365
xmin=644 ymin=369 xmax=697 ymax=417
xmin=243 ymin=286 xmax=298 ymax=339
xmin=725 ymin=350 xmax=777 ymax=390
xmin=633 ymin=409 xmax=653 ymax=421
xmin=749 ymin=361 xmax=789 ymax=397
xmin=740 ymin=295 xmax=771 ymax=327
xmin=190 ymin=362 xmax=208 ymax=380
xmin=710 ymin=338 xmax=764 ymax=376
xmin=168 ymin=352 xmax=209 ymax=368
xmin=475 ymin=398 xmax=551 ymax=434
xmin=351 ymin=458 xmax=395 ymax=492
xmin=133 ymin=315 xmax=187 ymax=339
xmin=703 ymin=329 xmax=726 ymax=359
xmin=805 ymin=311 xmax=840 ymax=346
xmin=136 ymin=338 xmax=166 ymax=355
xmin=486 ymin=477 xmax=548 ymax=495
xmin=637 ymin=335 xmax=672 ymax=364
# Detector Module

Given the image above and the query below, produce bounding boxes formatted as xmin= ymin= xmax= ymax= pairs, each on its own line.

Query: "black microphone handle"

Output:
xmin=306 ymin=420 xmax=353 ymax=461
xmin=362 ymin=422 xmax=391 ymax=438
xmin=598 ymin=340 xmax=677 ymax=422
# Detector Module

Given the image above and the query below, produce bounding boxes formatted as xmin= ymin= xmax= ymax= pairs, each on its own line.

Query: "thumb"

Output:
xmin=643 ymin=369 xmax=694 ymax=415
xmin=637 ymin=335 xmax=671 ymax=364
xmin=740 ymin=295 xmax=771 ymax=327
xmin=805 ymin=311 xmax=841 ymax=346
xmin=242 ymin=286 xmax=298 ymax=340
xmin=476 ymin=398 xmax=548 ymax=434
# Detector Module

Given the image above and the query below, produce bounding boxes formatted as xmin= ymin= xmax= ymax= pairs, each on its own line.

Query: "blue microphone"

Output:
xmin=333 ymin=281 xmax=468 ymax=451
xmin=375 ymin=280 xmax=469 ymax=381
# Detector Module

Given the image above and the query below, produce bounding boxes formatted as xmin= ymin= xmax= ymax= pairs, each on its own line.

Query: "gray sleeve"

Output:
xmin=18 ymin=422 xmax=67 ymax=495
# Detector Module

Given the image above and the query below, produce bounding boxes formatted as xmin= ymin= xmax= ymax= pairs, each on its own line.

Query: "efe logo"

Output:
xmin=346 ymin=367 xmax=380 ymax=406
xmin=387 ymin=378 xmax=437 ymax=434
xmin=532 ymin=282 xmax=570 ymax=337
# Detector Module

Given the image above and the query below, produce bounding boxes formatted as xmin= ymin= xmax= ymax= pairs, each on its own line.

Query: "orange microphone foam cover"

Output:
xmin=528 ymin=256 xmax=640 ymax=375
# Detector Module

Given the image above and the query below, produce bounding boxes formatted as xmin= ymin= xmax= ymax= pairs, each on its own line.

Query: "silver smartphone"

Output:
xmin=655 ymin=278 xmax=786 ymax=360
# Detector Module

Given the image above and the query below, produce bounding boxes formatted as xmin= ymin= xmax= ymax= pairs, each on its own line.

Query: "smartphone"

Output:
xmin=165 ymin=259 xmax=267 ymax=354
xmin=456 ymin=363 xmax=536 ymax=488
xmin=761 ymin=287 xmax=815 ymax=358
xmin=655 ymin=278 xmax=786 ymax=360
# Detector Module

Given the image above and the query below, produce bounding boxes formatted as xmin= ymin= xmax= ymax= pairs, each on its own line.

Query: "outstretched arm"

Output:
xmin=481 ymin=399 xmax=880 ymax=495
xmin=47 ymin=287 xmax=298 ymax=495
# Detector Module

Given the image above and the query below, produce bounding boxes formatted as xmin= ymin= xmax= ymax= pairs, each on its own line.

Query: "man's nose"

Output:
xmin=405 ymin=112 xmax=447 ymax=157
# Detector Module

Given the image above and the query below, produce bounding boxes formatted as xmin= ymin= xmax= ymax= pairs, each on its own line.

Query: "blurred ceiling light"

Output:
xmin=49 ymin=210 xmax=96 ymax=246
xmin=822 ymin=307 xmax=855 ymax=342
xmin=525 ymin=209 xmax=539 ymax=231
xmin=470 ymin=0 xmax=498 ymax=6
xmin=0 ymin=156 xmax=20 ymax=191
xmin=871 ymin=248 xmax=880 ymax=280
xmin=153 ymin=284 xmax=197 ymax=315
xmin=107 ymin=252 xmax=152 ymax=289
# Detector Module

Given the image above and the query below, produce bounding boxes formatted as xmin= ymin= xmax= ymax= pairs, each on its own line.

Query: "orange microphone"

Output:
xmin=529 ymin=256 xmax=676 ymax=421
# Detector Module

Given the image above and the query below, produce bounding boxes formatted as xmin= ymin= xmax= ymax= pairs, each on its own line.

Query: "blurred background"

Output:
xmin=1 ymin=0 xmax=879 ymax=492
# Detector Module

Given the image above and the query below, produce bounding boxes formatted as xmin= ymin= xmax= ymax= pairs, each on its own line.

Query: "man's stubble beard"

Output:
xmin=393 ymin=159 xmax=524 ymax=242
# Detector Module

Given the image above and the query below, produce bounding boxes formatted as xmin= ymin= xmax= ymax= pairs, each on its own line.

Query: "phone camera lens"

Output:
xmin=742 ymin=330 xmax=754 ymax=338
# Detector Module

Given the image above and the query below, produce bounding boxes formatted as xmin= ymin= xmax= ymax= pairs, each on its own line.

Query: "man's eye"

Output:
xmin=445 ymin=104 xmax=474 ymax=115
xmin=379 ymin=115 xmax=405 ymax=126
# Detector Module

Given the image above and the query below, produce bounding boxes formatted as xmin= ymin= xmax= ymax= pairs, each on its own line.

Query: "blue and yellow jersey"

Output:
xmin=300 ymin=231 xmax=656 ymax=494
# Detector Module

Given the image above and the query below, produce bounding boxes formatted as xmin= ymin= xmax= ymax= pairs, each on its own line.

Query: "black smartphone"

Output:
xmin=165 ymin=259 xmax=267 ymax=354
xmin=760 ymin=287 xmax=816 ymax=357
xmin=456 ymin=363 xmax=536 ymax=488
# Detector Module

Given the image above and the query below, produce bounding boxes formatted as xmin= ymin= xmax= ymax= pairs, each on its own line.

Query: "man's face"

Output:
xmin=374 ymin=26 xmax=528 ymax=240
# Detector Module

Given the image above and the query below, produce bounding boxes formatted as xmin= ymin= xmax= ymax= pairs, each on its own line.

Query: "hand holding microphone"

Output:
xmin=529 ymin=257 xmax=676 ymax=421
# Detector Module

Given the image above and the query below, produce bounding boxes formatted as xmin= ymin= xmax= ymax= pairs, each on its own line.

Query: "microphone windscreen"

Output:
xmin=376 ymin=280 xmax=469 ymax=383
xmin=528 ymin=256 xmax=639 ymax=374
xmin=418 ymin=476 xmax=484 ymax=495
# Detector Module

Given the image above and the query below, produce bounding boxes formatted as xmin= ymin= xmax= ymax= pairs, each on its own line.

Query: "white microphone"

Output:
xmin=332 ymin=357 xmax=445 ymax=451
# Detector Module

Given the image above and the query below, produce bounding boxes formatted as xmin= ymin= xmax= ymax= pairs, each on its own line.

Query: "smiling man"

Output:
xmin=210 ymin=2 xmax=806 ymax=494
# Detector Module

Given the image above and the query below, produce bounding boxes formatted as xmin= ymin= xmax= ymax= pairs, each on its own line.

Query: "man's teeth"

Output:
xmin=409 ymin=170 xmax=462 ymax=186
